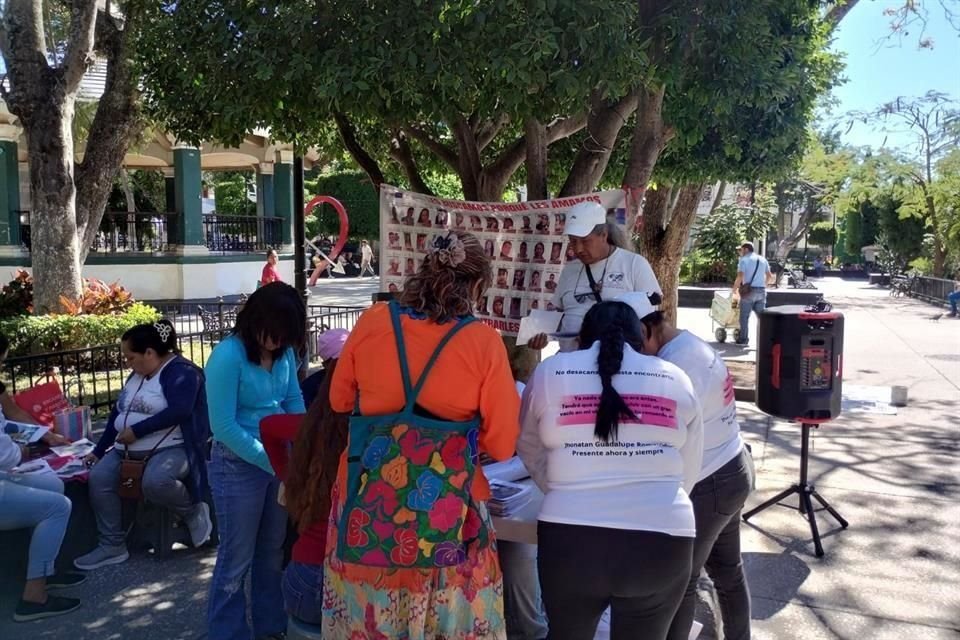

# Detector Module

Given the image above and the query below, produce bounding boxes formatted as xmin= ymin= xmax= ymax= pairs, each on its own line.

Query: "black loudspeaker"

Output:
xmin=756 ymin=305 xmax=844 ymax=423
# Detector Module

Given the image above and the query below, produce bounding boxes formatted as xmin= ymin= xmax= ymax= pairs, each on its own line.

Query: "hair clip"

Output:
xmin=155 ymin=322 xmax=173 ymax=343
xmin=429 ymin=232 xmax=466 ymax=267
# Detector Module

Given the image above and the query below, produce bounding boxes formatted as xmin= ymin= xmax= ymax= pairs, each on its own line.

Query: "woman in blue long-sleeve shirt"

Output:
xmin=205 ymin=282 xmax=307 ymax=640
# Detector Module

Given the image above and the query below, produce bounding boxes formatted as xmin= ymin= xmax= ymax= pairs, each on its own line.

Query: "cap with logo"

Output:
xmin=564 ymin=202 xmax=608 ymax=238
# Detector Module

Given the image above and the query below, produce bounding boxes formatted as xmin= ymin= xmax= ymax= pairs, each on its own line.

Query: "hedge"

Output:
xmin=0 ymin=303 xmax=161 ymax=357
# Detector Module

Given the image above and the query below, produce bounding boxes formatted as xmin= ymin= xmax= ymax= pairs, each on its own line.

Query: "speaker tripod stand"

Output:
xmin=742 ymin=422 xmax=848 ymax=557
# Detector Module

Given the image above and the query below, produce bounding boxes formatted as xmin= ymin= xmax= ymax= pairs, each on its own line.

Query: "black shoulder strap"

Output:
xmin=584 ymin=264 xmax=603 ymax=304
xmin=748 ymin=259 xmax=761 ymax=286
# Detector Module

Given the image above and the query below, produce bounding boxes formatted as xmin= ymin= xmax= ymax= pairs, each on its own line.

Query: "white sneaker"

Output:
xmin=186 ymin=502 xmax=213 ymax=547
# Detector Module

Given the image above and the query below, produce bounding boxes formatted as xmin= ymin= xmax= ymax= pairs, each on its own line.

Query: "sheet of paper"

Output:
xmin=50 ymin=438 xmax=96 ymax=458
xmin=7 ymin=422 xmax=50 ymax=444
xmin=11 ymin=458 xmax=54 ymax=475
xmin=516 ymin=310 xmax=563 ymax=346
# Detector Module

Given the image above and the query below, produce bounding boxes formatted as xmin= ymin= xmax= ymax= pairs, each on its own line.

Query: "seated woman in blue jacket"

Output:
xmin=75 ymin=319 xmax=213 ymax=571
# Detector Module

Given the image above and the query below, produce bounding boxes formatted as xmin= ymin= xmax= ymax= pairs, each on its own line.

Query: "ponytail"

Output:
xmin=594 ymin=324 xmax=637 ymax=442
xmin=579 ymin=301 xmax=645 ymax=443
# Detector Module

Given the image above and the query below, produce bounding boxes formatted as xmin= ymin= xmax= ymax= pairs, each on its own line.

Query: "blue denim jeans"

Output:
xmin=499 ymin=541 xmax=548 ymax=640
xmin=948 ymin=290 xmax=960 ymax=314
xmin=89 ymin=447 xmax=194 ymax=548
xmin=738 ymin=289 xmax=766 ymax=343
xmin=207 ymin=442 xmax=288 ymax=640
xmin=0 ymin=471 xmax=71 ymax=580
xmin=282 ymin=561 xmax=324 ymax=625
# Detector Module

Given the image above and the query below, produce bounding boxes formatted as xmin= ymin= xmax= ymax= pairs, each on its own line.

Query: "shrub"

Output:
xmin=0 ymin=269 xmax=33 ymax=316
xmin=0 ymin=271 xmax=137 ymax=317
xmin=680 ymin=249 xmax=737 ymax=284
xmin=908 ymin=256 xmax=933 ymax=275
xmin=807 ymin=221 xmax=837 ymax=248
xmin=60 ymin=279 xmax=136 ymax=315
xmin=0 ymin=303 xmax=161 ymax=357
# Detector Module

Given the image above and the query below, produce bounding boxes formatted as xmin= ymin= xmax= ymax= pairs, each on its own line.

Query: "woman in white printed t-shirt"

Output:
xmin=617 ymin=292 xmax=753 ymax=640
xmin=518 ymin=301 xmax=703 ymax=640
xmin=527 ymin=201 xmax=662 ymax=353
xmin=75 ymin=320 xmax=213 ymax=572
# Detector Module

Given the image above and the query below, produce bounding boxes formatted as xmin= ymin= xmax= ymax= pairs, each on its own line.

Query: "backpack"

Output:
xmin=337 ymin=301 xmax=490 ymax=568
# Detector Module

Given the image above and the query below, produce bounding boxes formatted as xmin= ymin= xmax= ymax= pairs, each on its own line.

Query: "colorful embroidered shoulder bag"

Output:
xmin=338 ymin=301 xmax=489 ymax=568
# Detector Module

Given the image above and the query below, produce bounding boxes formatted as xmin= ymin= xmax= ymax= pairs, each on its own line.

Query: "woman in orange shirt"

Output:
xmin=324 ymin=230 xmax=520 ymax=639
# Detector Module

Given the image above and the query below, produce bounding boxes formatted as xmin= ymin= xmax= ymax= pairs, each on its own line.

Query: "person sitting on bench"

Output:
xmin=948 ymin=279 xmax=960 ymax=318
xmin=75 ymin=320 xmax=213 ymax=571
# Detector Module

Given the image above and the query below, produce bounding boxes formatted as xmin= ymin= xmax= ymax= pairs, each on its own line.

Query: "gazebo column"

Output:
xmin=163 ymin=167 xmax=176 ymax=213
xmin=172 ymin=145 xmax=207 ymax=254
xmin=257 ymin=163 xmax=275 ymax=218
xmin=0 ymin=124 xmax=24 ymax=256
xmin=273 ymin=151 xmax=294 ymax=251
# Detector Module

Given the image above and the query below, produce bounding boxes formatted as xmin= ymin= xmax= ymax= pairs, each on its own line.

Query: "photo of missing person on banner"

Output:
xmin=517 ymin=241 xmax=530 ymax=262
xmin=417 ymin=208 xmax=432 ymax=227
xmin=500 ymin=241 xmax=514 ymax=262
xmin=512 ymin=270 xmax=526 ymax=291
xmin=496 ymin=268 xmax=509 ymax=289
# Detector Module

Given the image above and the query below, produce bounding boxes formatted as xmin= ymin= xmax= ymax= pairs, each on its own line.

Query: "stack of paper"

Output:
xmin=487 ymin=479 xmax=533 ymax=518
xmin=483 ymin=456 xmax=531 ymax=483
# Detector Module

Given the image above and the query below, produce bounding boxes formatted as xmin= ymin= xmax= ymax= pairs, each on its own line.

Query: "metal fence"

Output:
xmin=2 ymin=304 xmax=366 ymax=420
xmin=20 ymin=211 xmax=177 ymax=254
xmin=203 ymin=215 xmax=283 ymax=254
xmin=90 ymin=212 xmax=176 ymax=253
xmin=908 ymin=275 xmax=955 ymax=305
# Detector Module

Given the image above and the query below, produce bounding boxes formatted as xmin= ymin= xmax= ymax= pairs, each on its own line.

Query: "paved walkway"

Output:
xmin=1 ymin=277 xmax=956 ymax=639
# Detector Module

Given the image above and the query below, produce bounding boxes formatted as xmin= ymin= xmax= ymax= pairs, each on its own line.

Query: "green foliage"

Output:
xmin=807 ymin=222 xmax=837 ymax=248
xmin=138 ymin=0 xmax=837 ymax=205
xmin=305 ymin=171 xmax=380 ymax=240
xmin=214 ymin=171 xmax=256 ymax=215
xmin=654 ymin=1 xmax=842 ymax=185
xmin=0 ymin=303 xmax=161 ymax=357
xmin=908 ymin=256 xmax=934 ymax=275
xmin=844 ymin=206 xmax=863 ymax=256
xmin=694 ymin=195 xmax=778 ymax=279
xmin=108 ymin=169 xmax=167 ymax=212
xmin=139 ymin=0 xmax=646 ymax=149
xmin=679 ymin=249 xmax=732 ymax=284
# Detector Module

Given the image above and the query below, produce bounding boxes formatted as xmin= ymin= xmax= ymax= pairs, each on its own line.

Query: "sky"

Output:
xmin=829 ymin=1 xmax=960 ymax=153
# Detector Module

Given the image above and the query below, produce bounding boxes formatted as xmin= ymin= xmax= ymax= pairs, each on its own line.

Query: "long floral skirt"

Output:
xmin=321 ymin=479 xmax=507 ymax=640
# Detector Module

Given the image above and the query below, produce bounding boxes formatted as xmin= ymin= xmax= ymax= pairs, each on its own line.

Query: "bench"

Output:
xmin=198 ymin=305 xmax=239 ymax=333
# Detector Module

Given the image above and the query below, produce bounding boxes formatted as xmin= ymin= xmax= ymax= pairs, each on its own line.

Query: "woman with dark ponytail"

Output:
xmin=517 ymin=301 xmax=704 ymax=640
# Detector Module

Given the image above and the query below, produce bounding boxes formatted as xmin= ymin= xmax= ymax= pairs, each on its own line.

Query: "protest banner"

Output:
xmin=379 ymin=185 xmax=627 ymax=336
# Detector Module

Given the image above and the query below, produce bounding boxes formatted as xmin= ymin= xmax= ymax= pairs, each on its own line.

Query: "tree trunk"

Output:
xmin=75 ymin=3 xmax=146 ymax=262
xmin=621 ymin=85 xmax=673 ymax=231
xmin=25 ymin=101 xmax=85 ymax=313
xmin=558 ymin=91 xmax=641 ymax=198
xmin=774 ymin=201 xmax=819 ymax=264
xmin=524 ymin=117 xmax=549 ymax=201
xmin=638 ymin=183 xmax=705 ymax=324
